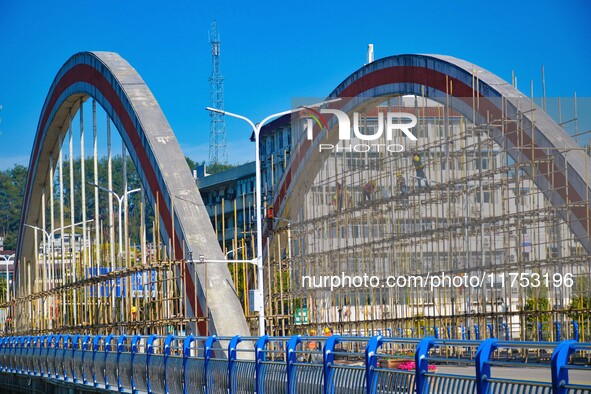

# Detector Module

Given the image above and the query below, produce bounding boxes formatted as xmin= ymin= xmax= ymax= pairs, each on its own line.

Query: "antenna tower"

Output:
xmin=208 ymin=20 xmax=227 ymax=164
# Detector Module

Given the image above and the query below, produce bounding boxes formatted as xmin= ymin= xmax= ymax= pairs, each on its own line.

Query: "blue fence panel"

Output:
xmin=81 ymin=335 xmax=94 ymax=385
xmin=146 ymin=337 xmax=165 ymax=394
xmin=73 ymin=335 xmax=89 ymax=384
xmin=204 ymin=336 xmax=230 ymax=394
xmin=117 ymin=335 xmax=133 ymax=392
xmin=50 ymin=335 xmax=62 ymax=378
xmin=228 ymin=335 xmax=256 ymax=394
xmin=164 ymin=335 xmax=184 ymax=394
xmin=183 ymin=335 xmax=206 ymax=394
xmin=131 ymin=336 xmax=149 ymax=393
xmin=424 ymin=373 xmax=475 ymax=393
xmin=92 ymin=335 xmax=108 ymax=388
xmin=62 ymin=335 xmax=75 ymax=381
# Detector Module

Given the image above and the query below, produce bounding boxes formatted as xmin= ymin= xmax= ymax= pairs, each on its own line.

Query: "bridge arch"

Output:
xmin=16 ymin=52 xmax=249 ymax=336
xmin=275 ymin=54 xmax=591 ymax=253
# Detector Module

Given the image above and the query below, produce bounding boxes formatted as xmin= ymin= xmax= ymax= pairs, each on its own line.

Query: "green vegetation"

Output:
xmin=205 ymin=161 xmax=238 ymax=175
xmin=0 ymin=164 xmax=27 ymax=250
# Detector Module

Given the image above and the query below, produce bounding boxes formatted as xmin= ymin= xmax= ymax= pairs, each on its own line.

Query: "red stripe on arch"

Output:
xmin=276 ymin=64 xmax=588 ymax=232
xmin=22 ymin=63 xmax=204 ymax=329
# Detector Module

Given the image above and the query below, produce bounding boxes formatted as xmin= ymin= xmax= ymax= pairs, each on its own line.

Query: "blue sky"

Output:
xmin=1 ymin=0 xmax=590 ymax=169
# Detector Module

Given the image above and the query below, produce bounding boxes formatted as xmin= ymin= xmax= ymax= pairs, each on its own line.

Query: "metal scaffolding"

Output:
xmin=261 ymin=93 xmax=590 ymax=341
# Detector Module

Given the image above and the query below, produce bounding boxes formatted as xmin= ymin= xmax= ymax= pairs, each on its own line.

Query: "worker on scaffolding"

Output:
xmin=362 ymin=180 xmax=377 ymax=202
xmin=333 ymin=182 xmax=352 ymax=211
xmin=396 ymin=171 xmax=407 ymax=195
xmin=412 ymin=151 xmax=429 ymax=189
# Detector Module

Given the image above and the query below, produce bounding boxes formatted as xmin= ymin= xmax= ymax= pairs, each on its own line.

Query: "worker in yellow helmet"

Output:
xmin=412 ymin=151 xmax=429 ymax=189
xmin=324 ymin=327 xmax=333 ymax=336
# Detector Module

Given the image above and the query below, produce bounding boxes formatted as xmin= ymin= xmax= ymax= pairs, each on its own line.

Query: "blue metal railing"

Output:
xmin=0 ymin=334 xmax=589 ymax=393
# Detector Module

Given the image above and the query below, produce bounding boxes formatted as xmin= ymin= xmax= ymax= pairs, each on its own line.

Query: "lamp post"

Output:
xmin=88 ymin=183 xmax=141 ymax=261
xmin=206 ymin=98 xmax=339 ymax=336
xmin=0 ymin=255 xmax=13 ymax=303
xmin=24 ymin=220 xmax=92 ymax=329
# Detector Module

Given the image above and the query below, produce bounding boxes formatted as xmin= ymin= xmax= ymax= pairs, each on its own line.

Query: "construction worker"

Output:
xmin=324 ymin=327 xmax=333 ymax=336
xmin=307 ymin=329 xmax=321 ymax=363
xmin=412 ymin=151 xmax=429 ymax=189
xmin=396 ymin=172 xmax=407 ymax=195
xmin=333 ymin=182 xmax=344 ymax=211
xmin=333 ymin=182 xmax=352 ymax=211
xmin=362 ymin=180 xmax=377 ymax=202
xmin=132 ymin=305 xmax=137 ymax=320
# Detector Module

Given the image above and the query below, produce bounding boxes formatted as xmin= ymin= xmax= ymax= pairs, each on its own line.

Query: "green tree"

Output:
xmin=0 ymin=164 xmax=27 ymax=250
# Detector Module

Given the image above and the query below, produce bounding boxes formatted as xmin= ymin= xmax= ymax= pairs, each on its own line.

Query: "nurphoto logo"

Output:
xmin=304 ymin=107 xmax=418 ymax=153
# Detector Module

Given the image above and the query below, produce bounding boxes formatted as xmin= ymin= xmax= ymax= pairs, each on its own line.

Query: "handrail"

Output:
xmin=0 ymin=334 xmax=589 ymax=394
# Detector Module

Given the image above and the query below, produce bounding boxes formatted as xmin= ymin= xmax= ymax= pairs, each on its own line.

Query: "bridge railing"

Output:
xmin=0 ymin=334 xmax=589 ymax=393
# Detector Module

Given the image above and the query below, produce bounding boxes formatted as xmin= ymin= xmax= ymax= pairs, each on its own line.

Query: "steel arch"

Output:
xmin=274 ymin=54 xmax=591 ymax=253
xmin=16 ymin=51 xmax=249 ymax=337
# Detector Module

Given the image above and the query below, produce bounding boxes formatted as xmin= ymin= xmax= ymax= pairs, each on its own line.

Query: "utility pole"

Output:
xmin=208 ymin=20 xmax=227 ymax=165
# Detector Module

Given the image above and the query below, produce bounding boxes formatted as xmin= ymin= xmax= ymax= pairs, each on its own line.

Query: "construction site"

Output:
xmin=1 ymin=49 xmax=590 ymax=344
xmin=259 ymin=92 xmax=591 ymax=341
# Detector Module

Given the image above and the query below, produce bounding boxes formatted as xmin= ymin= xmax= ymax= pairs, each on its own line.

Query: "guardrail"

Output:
xmin=0 ymin=334 xmax=589 ymax=393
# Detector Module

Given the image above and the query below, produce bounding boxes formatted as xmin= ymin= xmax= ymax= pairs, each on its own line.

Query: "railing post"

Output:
xmin=92 ymin=335 xmax=102 ymax=387
xmin=228 ymin=335 xmax=242 ymax=394
xmin=538 ymin=322 xmax=544 ymax=341
xmin=255 ymin=335 xmax=270 ymax=394
xmin=81 ymin=335 xmax=91 ymax=385
xmin=323 ymin=334 xmax=340 ymax=394
xmin=54 ymin=335 xmax=63 ymax=379
xmin=71 ymin=334 xmax=80 ymax=382
xmin=365 ymin=335 xmax=384 ymax=394
xmin=117 ymin=334 xmax=127 ymax=392
xmin=446 ymin=326 xmax=451 ymax=339
xmin=555 ymin=321 xmax=561 ymax=342
xmin=131 ymin=334 xmax=142 ymax=394
xmin=62 ymin=335 xmax=72 ymax=380
xmin=414 ymin=337 xmax=435 ymax=394
xmin=104 ymin=334 xmax=115 ymax=389
xmin=182 ymin=335 xmax=196 ymax=394
xmin=204 ymin=335 xmax=218 ymax=394
xmin=550 ymin=340 xmax=576 ymax=394
xmin=145 ymin=334 xmax=158 ymax=394
xmin=475 ymin=338 xmax=498 ymax=394
xmin=0 ymin=337 xmax=6 ymax=372
xmin=286 ymin=335 xmax=302 ymax=394
xmin=163 ymin=334 xmax=174 ymax=394
xmin=487 ymin=324 xmax=493 ymax=338
xmin=474 ymin=325 xmax=480 ymax=340
xmin=502 ymin=323 xmax=510 ymax=340
xmin=434 ymin=327 xmax=439 ymax=339
xmin=572 ymin=321 xmax=579 ymax=341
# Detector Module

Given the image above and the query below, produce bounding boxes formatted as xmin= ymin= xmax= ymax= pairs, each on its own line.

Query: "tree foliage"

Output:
xmin=0 ymin=164 xmax=27 ymax=250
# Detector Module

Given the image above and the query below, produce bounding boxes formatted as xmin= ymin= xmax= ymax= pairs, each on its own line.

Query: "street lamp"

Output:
xmin=206 ymin=98 xmax=340 ymax=336
xmin=0 ymin=254 xmax=13 ymax=303
xmin=226 ymin=246 xmax=244 ymax=259
xmin=24 ymin=220 xmax=92 ymax=329
xmin=88 ymin=182 xmax=141 ymax=260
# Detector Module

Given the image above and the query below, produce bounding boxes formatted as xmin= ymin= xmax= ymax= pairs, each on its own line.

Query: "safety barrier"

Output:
xmin=0 ymin=334 xmax=589 ymax=393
